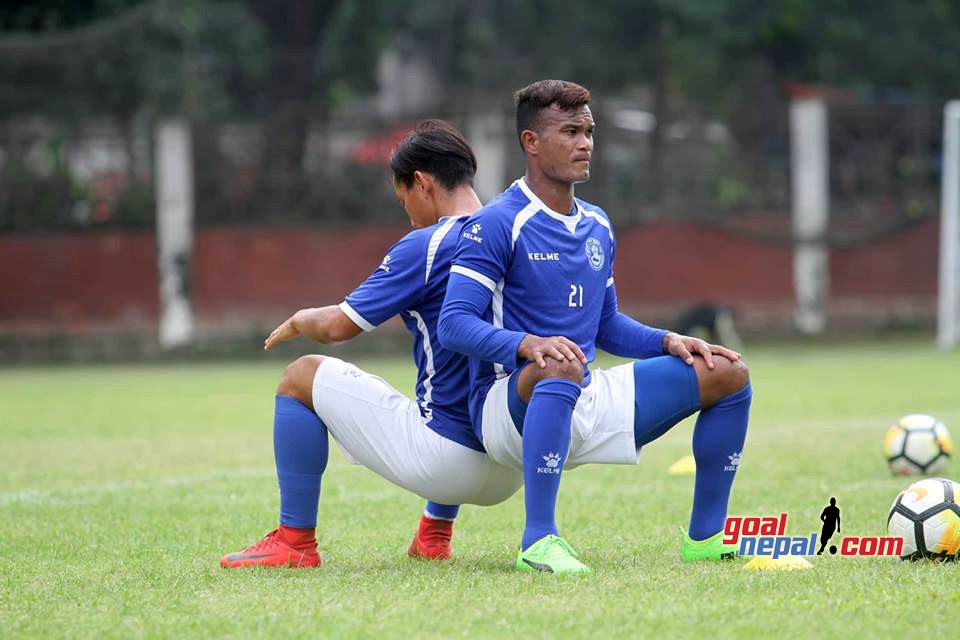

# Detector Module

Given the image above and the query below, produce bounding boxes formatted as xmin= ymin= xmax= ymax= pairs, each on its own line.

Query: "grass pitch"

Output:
xmin=2 ymin=341 xmax=959 ymax=638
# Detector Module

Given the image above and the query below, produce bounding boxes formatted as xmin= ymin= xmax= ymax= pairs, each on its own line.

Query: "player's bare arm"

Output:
xmin=264 ymin=306 xmax=362 ymax=350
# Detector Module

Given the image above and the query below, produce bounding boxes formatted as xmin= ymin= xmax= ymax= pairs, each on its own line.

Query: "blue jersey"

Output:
xmin=438 ymin=178 xmax=667 ymax=430
xmin=339 ymin=216 xmax=482 ymax=452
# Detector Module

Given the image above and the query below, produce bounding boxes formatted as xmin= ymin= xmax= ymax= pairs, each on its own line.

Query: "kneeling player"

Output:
xmin=220 ymin=121 xmax=521 ymax=568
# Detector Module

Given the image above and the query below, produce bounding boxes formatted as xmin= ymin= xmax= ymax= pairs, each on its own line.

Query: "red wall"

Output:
xmin=0 ymin=218 xmax=939 ymax=333
xmin=832 ymin=220 xmax=939 ymax=296
xmin=613 ymin=222 xmax=793 ymax=302
xmin=0 ymin=231 xmax=159 ymax=332
xmin=193 ymin=226 xmax=406 ymax=327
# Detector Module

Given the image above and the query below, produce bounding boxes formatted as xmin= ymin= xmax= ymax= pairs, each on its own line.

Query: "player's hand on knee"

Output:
xmin=707 ymin=342 xmax=741 ymax=364
xmin=663 ymin=332 xmax=741 ymax=369
xmin=519 ymin=334 xmax=588 ymax=368
xmin=265 ymin=315 xmax=301 ymax=350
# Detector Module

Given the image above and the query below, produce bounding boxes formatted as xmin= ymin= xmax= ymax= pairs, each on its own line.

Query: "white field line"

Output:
xmin=0 ymin=460 xmax=370 ymax=508
xmin=832 ymin=478 xmax=908 ymax=493
xmin=0 ymin=469 xmax=273 ymax=507
xmin=746 ymin=412 xmax=960 ymax=438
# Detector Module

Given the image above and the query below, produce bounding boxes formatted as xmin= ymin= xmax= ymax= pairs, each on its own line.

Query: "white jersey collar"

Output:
xmin=515 ymin=177 xmax=581 ymax=234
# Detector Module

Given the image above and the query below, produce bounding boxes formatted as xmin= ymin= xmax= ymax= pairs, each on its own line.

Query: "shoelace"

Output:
xmin=542 ymin=536 xmax=580 ymax=560
xmin=246 ymin=529 xmax=282 ymax=553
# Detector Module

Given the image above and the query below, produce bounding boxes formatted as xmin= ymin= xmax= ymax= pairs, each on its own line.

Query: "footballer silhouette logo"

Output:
xmin=585 ymin=238 xmax=604 ymax=271
xmin=816 ymin=497 xmax=841 ymax=555
xmin=724 ymin=451 xmax=742 ymax=471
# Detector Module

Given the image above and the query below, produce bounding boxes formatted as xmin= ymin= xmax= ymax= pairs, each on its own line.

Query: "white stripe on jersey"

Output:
xmin=580 ymin=206 xmax=614 ymax=241
xmin=407 ymin=309 xmax=435 ymax=422
xmin=425 ymin=216 xmax=457 ymax=284
xmin=511 ymin=201 xmax=541 ymax=248
xmin=450 ymin=265 xmax=496 ymax=292
xmin=606 ymin=277 xmax=615 ymax=288
xmin=339 ymin=301 xmax=375 ymax=332
xmin=492 ymin=278 xmax=507 ymax=377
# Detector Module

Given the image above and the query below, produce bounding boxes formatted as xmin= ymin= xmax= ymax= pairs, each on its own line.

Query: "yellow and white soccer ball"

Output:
xmin=883 ymin=414 xmax=952 ymax=476
xmin=887 ymin=477 xmax=960 ymax=560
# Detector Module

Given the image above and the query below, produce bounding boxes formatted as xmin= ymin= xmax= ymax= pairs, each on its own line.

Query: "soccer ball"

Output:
xmin=887 ymin=477 xmax=960 ymax=560
xmin=883 ymin=414 xmax=952 ymax=475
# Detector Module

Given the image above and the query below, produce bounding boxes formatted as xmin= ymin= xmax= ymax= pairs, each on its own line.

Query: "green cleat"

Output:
xmin=679 ymin=528 xmax=738 ymax=561
xmin=516 ymin=535 xmax=591 ymax=574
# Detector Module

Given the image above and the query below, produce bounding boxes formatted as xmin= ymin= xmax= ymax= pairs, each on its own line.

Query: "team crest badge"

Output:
xmin=585 ymin=238 xmax=604 ymax=271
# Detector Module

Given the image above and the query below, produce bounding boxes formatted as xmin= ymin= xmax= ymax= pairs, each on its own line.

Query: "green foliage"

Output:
xmin=2 ymin=0 xmax=958 ymax=230
xmin=0 ymin=135 xmax=81 ymax=230
xmin=3 ymin=1 xmax=958 ymax=119
xmin=0 ymin=1 xmax=269 ymax=119
xmin=110 ymin=179 xmax=154 ymax=227
xmin=319 ymin=0 xmax=392 ymax=106
xmin=682 ymin=0 xmax=960 ymax=100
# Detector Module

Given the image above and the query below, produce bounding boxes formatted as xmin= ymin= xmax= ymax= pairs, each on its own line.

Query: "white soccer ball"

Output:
xmin=883 ymin=414 xmax=952 ymax=476
xmin=887 ymin=477 xmax=960 ymax=560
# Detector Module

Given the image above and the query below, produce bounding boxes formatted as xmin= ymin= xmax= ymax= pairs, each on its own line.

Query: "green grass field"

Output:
xmin=2 ymin=341 xmax=959 ymax=638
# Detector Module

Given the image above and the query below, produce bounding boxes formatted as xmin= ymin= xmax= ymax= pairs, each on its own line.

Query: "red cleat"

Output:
xmin=220 ymin=527 xmax=321 ymax=568
xmin=407 ymin=515 xmax=454 ymax=560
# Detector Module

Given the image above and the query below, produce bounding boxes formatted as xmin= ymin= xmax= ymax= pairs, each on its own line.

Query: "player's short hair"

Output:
xmin=514 ymin=80 xmax=592 ymax=144
xmin=390 ymin=120 xmax=477 ymax=191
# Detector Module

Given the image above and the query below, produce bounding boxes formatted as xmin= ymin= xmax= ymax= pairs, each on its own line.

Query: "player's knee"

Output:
xmin=718 ymin=358 xmax=750 ymax=397
xmin=697 ymin=356 xmax=750 ymax=406
xmin=276 ymin=355 xmax=324 ymax=406
xmin=534 ymin=357 xmax=584 ymax=385
xmin=729 ymin=358 xmax=750 ymax=390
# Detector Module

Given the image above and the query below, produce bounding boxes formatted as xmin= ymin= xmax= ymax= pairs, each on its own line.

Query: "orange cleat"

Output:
xmin=407 ymin=515 xmax=454 ymax=560
xmin=220 ymin=528 xmax=321 ymax=568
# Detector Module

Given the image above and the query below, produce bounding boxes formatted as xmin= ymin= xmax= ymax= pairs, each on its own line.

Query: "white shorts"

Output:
xmin=480 ymin=363 xmax=639 ymax=470
xmin=311 ymin=357 xmax=522 ymax=506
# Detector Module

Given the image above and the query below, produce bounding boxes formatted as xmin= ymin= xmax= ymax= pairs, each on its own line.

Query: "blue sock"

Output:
xmin=689 ymin=383 xmax=752 ymax=540
xmin=424 ymin=502 xmax=460 ymax=520
xmin=521 ymin=378 xmax=581 ymax=550
xmin=274 ymin=395 xmax=328 ymax=529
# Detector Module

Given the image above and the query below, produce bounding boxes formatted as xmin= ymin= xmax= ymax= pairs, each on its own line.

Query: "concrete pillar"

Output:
xmin=790 ymin=98 xmax=830 ymax=334
xmin=155 ymin=120 xmax=195 ymax=349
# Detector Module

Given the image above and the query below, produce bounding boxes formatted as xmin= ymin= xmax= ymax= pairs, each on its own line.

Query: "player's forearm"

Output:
xmin=438 ymin=276 xmax=526 ymax=365
xmin=290 ymin=306 xmax=355 ymax=344
xmin=438 ymin=300 xmax=525 ymax=364
xmin=595 ymin=311 xmax=669 ymax=359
